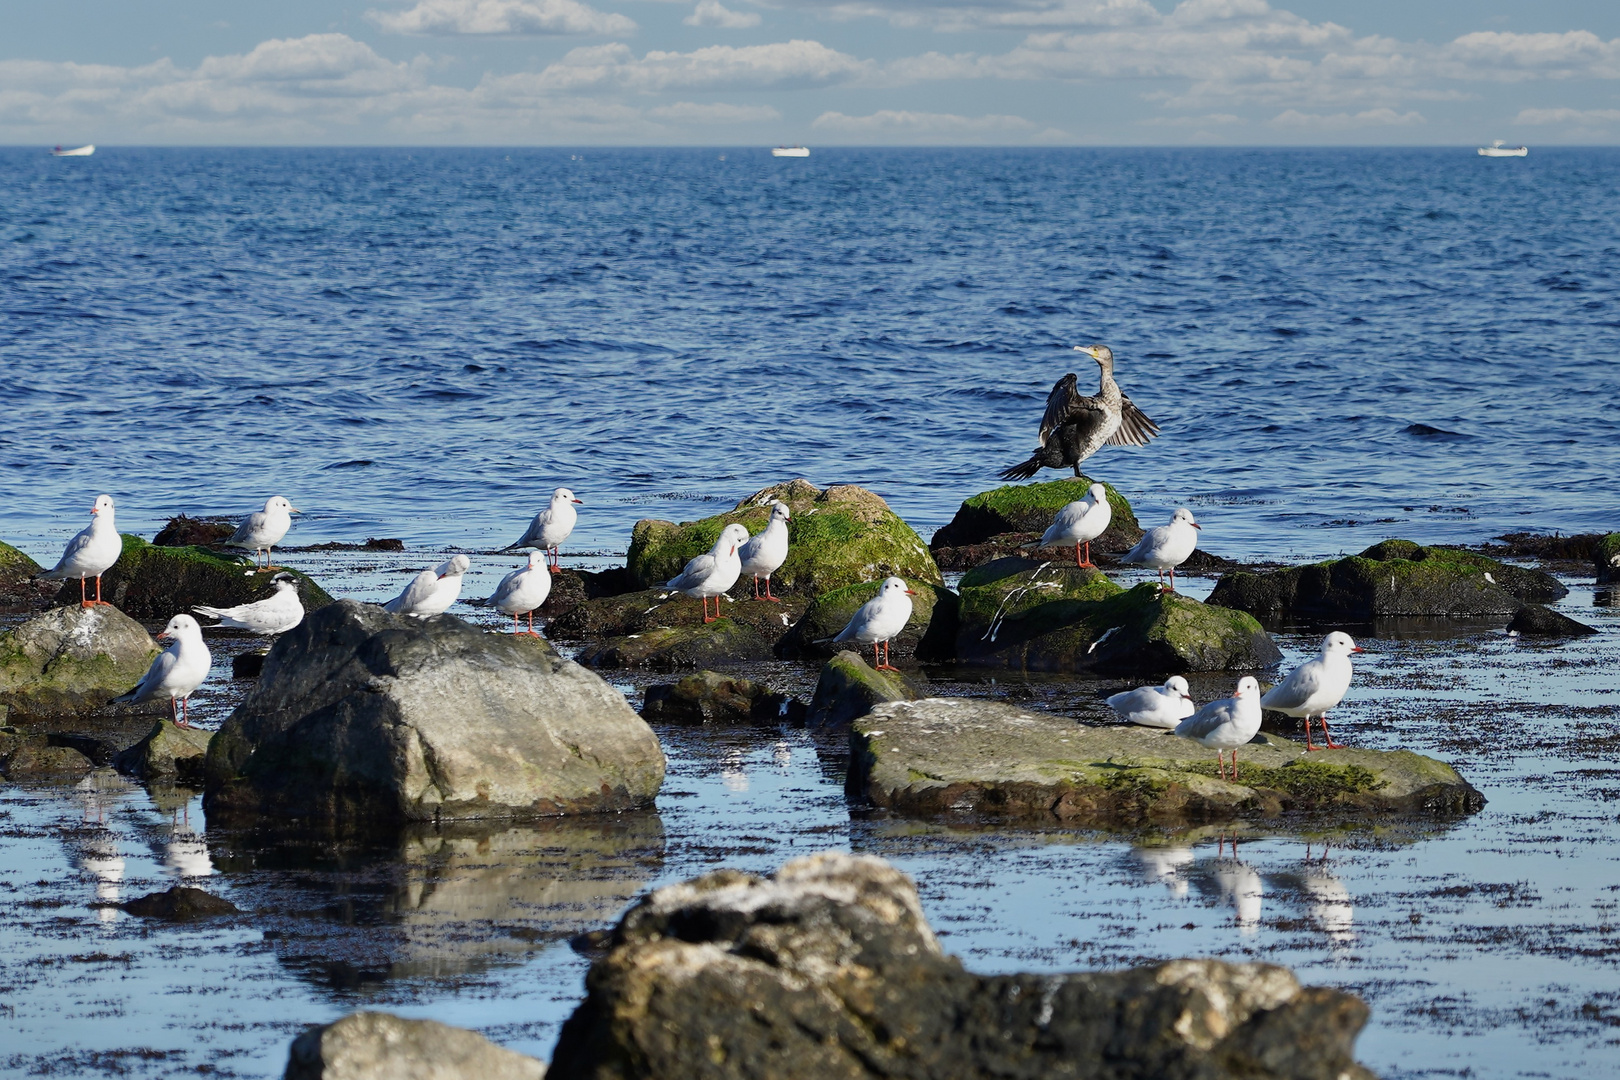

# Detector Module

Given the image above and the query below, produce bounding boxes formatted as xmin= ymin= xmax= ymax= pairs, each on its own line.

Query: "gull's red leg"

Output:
xmin=1304 ymin=714 xmax=1319 ymax=752
xmin=1075 ymin=543 xmax=1082 ymax=567
xmin=764 ymin=577 xmax=779 ymax=602
xmin=79 ymin=577 xmax=90 ymax=608
xmin=1318 ymin=714 xmax=1347 ymax=750
xmin=753 ymin=575 xmax=761 ymax=600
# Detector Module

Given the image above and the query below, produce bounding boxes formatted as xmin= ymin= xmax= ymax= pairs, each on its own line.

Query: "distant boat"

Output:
xmin=1477 ymin=140 xmax=1527 ymax=158
xmin=51 ymin=144 xmax=95 ymax=157
xmin=771 ymin=146 xmax=810 ymax=158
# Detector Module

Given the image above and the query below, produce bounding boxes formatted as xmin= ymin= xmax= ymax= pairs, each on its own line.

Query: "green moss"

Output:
xmin=1182 ymin=759 xmax=1385 ymax=798
xmin=0 ymin=541 xmax=42 ymax=584
xmin=1600 ymin=534 xmax=1620 ymax=583
xmin=963 ymin=477 xmax=1138 ymax=531
xmin=72 ymin=534 xmax=335 ymax=620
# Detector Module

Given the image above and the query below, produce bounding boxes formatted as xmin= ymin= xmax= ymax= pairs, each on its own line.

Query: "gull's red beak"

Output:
xmin=905 ymin=589 xmax=917 ymax=596
xmin=1352 ymin=646 xmax=1365 ymax=653
xmin=1182 ymin=694 xmax=1193 ymax=702
xmin=1191 ymin=522 xmax=1202 ymax=530
xmin=572 ymin=498 xmax=582 ymax=504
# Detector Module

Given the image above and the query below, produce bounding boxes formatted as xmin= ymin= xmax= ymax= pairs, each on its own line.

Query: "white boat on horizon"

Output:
xmin=771 ymin=146 xmax=810 ymax=158
xmin=51 ymin=144 xmax=95 ymax=157
xmin=1478 ymin=140 xmax=1527 ymax=158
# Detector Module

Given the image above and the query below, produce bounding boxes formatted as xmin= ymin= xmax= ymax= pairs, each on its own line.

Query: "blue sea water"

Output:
xmin=3 ymin=146 xmax=1617 ymax=560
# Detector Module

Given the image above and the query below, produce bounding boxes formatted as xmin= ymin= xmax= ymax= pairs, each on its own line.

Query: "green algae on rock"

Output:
xmin=114 ymin=718 xmax=214 ymax=783
xmin=0 ymin=540 xmax=43 ymax=586
xmin=807 ymin=650 xmax=922 ymax=729
xmin=1599 ymin=533 xmax=1620 ymax=585
xmin=0 ymin=604 xmax=162 ymax=720
xmin=577 ymin=618 xmax=773 ymax=670
xmin=626 ymin=479 xmax=941 ymax=596
xmin=929 ymin=477 xmax=1142 ymax=553
xmin=778 ymin=579 xmax=957 ymax=663
xmin=848 ymin=698 xmax=1484 ymax=825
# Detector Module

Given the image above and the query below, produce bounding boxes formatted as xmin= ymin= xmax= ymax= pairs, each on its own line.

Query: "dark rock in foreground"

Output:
xmin=547 ymin=851 xmax=1375 ymax=1080
xmin=286 ymin=1011 xmax=547 ymax=1080
xmin=1506 ymin=603 xmax=1598 ymax=637
xmin=0 ymin=539 xmax=48 ymax=610
xmin=114 ymin=719 xmax=213 ymax=783
xmin=122 ymin=885 xmax=240 ymax=920
xmin=204 ymin=601 xmax=665 ymax=826
xmin=806 ymin=650 xmax=920 ymax=729
xmin=641 ymin=671 xmax=801 ymax=725
xmin=0 ymin=604 xmax=160 ymax=719
xmin=152 ymin=514 xmax=236 ymax=547
xmin=849 ymin=698 xmax=1484 ymax=824
xmin=777 ymin=579 xmax=957 ymax=663
xmin=930 ymin=477 xmax=1142 ymax=553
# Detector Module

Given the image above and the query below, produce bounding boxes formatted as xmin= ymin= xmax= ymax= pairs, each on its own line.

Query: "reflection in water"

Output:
xmin=1209 ymin=859 xmax=1264 ymax=935
xmin=1303 ymin=870 xmax=1355 ymax=945
xmin=164 ymin=823 xmax=214 ymax=879
xmin=1134 ymin=846 xmax=1195 ymax=897
xmin=70 ymin=772 xmax=131 ymax=922
xmin=721 ymin=749 xmax=750 ymax=792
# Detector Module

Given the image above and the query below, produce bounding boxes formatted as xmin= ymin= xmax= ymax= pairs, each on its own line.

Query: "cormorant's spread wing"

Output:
xmin=1106 ymin=396 xmax=1161 ymax=448
xmin=1037 ymin=373 xmax=1107 ymax=447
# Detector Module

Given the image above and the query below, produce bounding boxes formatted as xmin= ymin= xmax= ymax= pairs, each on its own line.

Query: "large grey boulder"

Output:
xmin=546 ymin=851 xmax=1375 ymax=1080
xmin=285 ymin=1012 xmax=545 ymax=1080
xmin=204 ymin=601 xmax=665 ymax=826
xmin=0 ymin=604 xmax=161 ymax=719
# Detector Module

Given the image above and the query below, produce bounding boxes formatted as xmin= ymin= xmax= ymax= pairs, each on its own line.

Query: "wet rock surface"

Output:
xmin=849 ymin=698 xmax=1484 ymax=824
xmin=0 ymin=539 xmax=48 ymax=611
xmin=121 ymin=884 xmax=240 ymax=920
xmin=0 ymin=604 xmax=161 ymax=719
xmin=930 ymin=477 xmax=1143 ymax=553
xmin=1506 ymin=603 xmax=1599 ymax=637
xmin=114 ymin=719 xmax=214 ymax=783
xmin=285 ymin=1011 xmax=547 ymax=1080
xmin=777 ymin=580 xmax=957 ymax=663
xmin=152 ymin=515 xmax=237 ymax=547
xmin=0 ymin=730 xmax=95 ymax=778
xmin=806 ymin=650 xmax=921 ymax=728
xmin=576 ymin=618 xmax=775 ymax=670
xmin=547 ymin=851 xmax=1375 ymax=1080
xmin=537 ymin=566 xmax=639 ymax=618
xmin=553 ymin=587 xmax=803 ymax=668
xmin=640 ymin=670 xmax=800 ymax=725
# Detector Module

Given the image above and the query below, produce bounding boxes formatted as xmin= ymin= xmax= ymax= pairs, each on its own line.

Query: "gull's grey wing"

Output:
xmin=1175 ymin=700 xmax=1234 ymax=739
xmin=228 ymin=511 xmax=269 ymax=546
xmin=130 ymin=649 xmax=179 ymax=703
xmin=385 ymin=570 xmax=438 ymax=614
xmin=1260 ymin=660 xmax=1325 ymax=712
xmin=667 ymin=552 xmax=718 ymax=590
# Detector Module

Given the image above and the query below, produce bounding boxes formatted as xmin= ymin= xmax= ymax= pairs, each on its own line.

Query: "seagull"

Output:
xmin=738 ymin=501 xmax=791 ymax=601
xmin=1260 ymin=631 xmax=1364 ymax=751
xmin=1106 ymin=675 xmax=1196 ymax=730
xmin=999 ymin=345 xmax=1160 ymax=481
xmin=39 ymin=495 xmax=122 ymax=607
xmin=1175 ymin=675 xmax=1262 ymax=781
xmin=1121 ymin=507 xmax=1200 ymax=592
xmin=831 ymin=576 xmax=917 ymax=672
xmin=224 ymin=496 xmax=298 ymax=572
xmin=665 ymin=523 xmax=750 ymax=624
xmin=506 ymin=488 xmax=581 ymax=572
xmin=113 ymin=614 xmax=212 ymax=728
xmin=488 ymin=551 xmax=552 ymax=635
xmin=193 ymin=573 xmax=305 ymax=636
xmin=384 ymin=555 xmax=471 ymax=618
xmin=1029 ymin=482 xmax=1112 ymax=567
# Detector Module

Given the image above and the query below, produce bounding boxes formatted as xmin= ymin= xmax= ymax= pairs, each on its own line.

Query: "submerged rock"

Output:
xmin=956 ymin=559 xmax=1280 ymax=674
xmin=1599 ymin=533 xmax=1620 ymax=585
xmin=114 ymin=719 xmax=214 ymax=783
xmin=204 ymin=600 xmax=665 ymax=826
xmin=0 ymin=604 xmax=161 ymax=719
xmin=121 ymin=885 xmax=240 ymax=920
xmin=152 ymin=514 xmax=237 ymax=547
xmin=1506 ymin=603 xmax=1598 ymax=637
xmin=806 ymin=650 xmax=921 ymax=729
xmin=930 ymin=477 xmax=1142 ymax=552
xmin=777 ymin=580 xmax=958 ymax=663
xmin=546 ymin=851 xmax=1375 ymax=1080
xmin=849 ymin=698 xmax=1484 ymax=824
xmin=577 ymin=619 xmax=774 ymax=670
xmin=626 ymin=479 xmax=941 ymax=596
xmin=0 ymin=731 xmax=94 ymax=779
xmin=641 ymin=671 xmax=800 ymax=725
xmin=554 ymin=586 xmax=802 ymax=669
xmin=286 ymin=1012 xmax=546 ymax=1080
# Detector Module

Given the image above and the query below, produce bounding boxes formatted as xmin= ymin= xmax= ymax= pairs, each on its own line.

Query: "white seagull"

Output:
xmin=738 ymin=501 xmax=791 ymax=602
xmin=1175 ymin=675 xmax=1262 ymax=781
xmin=1032 ymin=482 xmax=1112 ymax=568
xmin=1260 ymin=631 xmax=1364 ymax=751
xmin=114 ymin=614 xmax=213 ymax=727
xmin=666 ymin=523 xmax=750 ymax=623
xmin=384 ymin=555 xmax=471 ymax=618
xmin=507 ymin=488 xmax=581 ymax=571
xmin=40 ymin=494 xmax=122 ymax=607
xmin=831 ymin=576 xmax=917 ymax=672
xmin=225 ymin=496 xmax=298 ymax=572
xmin=193 ymin=572 xmax=305 ymax=636
xmin=488 ymin=551 xmax=552 ymax=635
xmin=1121 ymin=507 xmax=1200 ymax=592
xmin=1106 ymin=675 xmax=1196 ymax=730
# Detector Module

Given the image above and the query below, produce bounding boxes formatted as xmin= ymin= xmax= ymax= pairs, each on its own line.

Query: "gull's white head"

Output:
xmin=1087 ymin=482 xmax=1108 ymax=505
xmin=437 ymin=554 xmax=471 ymax=579
xmin=1233 ymin=676 xmax=1260 ymax=700
xmin=270 ymin=572 xmax=298 ymax=591
xmin=881 ymin=576 xmax=917 ymax=598
xmin=527 ymin=550 xmax=548 ymax=569
xmin=1073 ymin=344 xmax=1114 ymax=370
xmin=158 ymin=613 xmax=202 ymax=642
xmin=553 ymin=488 xmax=582 ymax=505
xmin=719 ymin=523 xmax=751 ymax=555
xmin=1322 ymin=631 xmax=1362 ymax=657
xmin=1164 ymin=675 xmax=1192 ymax=701
xmin=770 ymin=501 xmax=791 ymax=522
xmin=91 ymin=495 xmax=115 ymax=516
xmin=1171 ymin=507 xmax=1200 ymax=531
xmin=264 ymin=496 xmax=298 ymax=514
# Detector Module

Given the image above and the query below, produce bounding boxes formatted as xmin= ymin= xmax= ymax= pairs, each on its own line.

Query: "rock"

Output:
xmin=0 ymin=732 xmax=94 ymax=779
xmin=849 ymin=697 xmax=1485 ymax=824
xmin=1209 ymin=539 xmax=1566 ymax=626
xmin=641 ymin=671 xmax=800 ymax=725
xmin=297 ymin=538 xmax=406 ymax=553
xmin=546 ymin=851 xmax=1375 ymax=1080
xmin=0 ymin=604 xmax=161 ymax=719
xmin=234 ymin=649 xmax=269 ymax=679
xmin=114 ymin=719 xmax=214 ymax=783
xmin=576 ymin=619 xmax=774 ymax=671
xmin=204 ymin=600 xmax=665 ymax=826
xmin=285 ymin=1011 xmax=546 ymax=1080
xmin=930 ymin=477 xmax=1142 ymax=552
xmin=551 ymin=586 xmax=805 ymax=669
xmin=777 ymin=580 xmax=958 ymax=663
xmin=1506 ymin=603 xmax=1598 ymax=637
xmin=121 ymin=885 xmax=240 ymax=920
xmin=538 ymin=566 xmax=639 ymax=619
xmin=625 ymin=479 xmax=941 ymax=596
xmin=1599 ymin=533 xmax=1620 ymax=585
xmin=956 ymin=559 xmax=1280 ymax=674
xmin=806 ymin=651 xmax=920 ymax=729
xmin=54 ymin=534 xmax=334 ymax=622
xmin=152 ymin=514 xmax=237 ymax=546
xmin=0 ymin=539 xmax=48 ymax=610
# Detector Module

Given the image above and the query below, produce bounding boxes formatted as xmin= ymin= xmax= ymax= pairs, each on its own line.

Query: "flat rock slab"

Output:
xmin=849 ymin=697 xmax=1484 ymax=825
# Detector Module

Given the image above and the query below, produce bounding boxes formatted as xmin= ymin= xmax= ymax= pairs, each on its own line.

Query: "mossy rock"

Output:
xmin=955 ymin=558 xmax=1278 ymax=675
xmin=1208 ymin=539 xmax=1565 ymax=627
xmin=930 ymin=477 xmax=1142 ymax=552
xmin=641 ymin=671 xmax=799 ymax=725
xmin=0 ymin=604 xmax=162 ymax=719
xmin=52 ymin=534 xmax=333 ymax=621
xmin=848 ymin=698 xmax=1485 ymax=825
xmin=576 ymin=619 xmax=773 ymax=671
xmin=807 ymin=651 xmax=921 ymax=729
xmin=626 ymin=480 xmax=941 ymax=596
xmin=0 ymin=732 xmax=95 ymax=779
xmin=1599 ymin=533 xmax=1620 ymax=585
xmin=113 ymin=719 xmax=214 ymax=783
xmin=0 ymin=540 xmax=43 ymax=585
xmin=548 ymin=587 xmax=808 ymax=648
xmin=777 ymin=579 xmax=958 ymax=664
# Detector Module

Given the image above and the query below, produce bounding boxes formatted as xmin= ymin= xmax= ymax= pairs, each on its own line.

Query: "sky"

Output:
xmin=2 ymin=0 xmax=1619 ymax=145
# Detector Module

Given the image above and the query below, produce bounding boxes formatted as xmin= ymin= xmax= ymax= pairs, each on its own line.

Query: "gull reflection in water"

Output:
xmin=1303 ymin=869 xmax=1354 ymax=945
xmin=164 ymin=822 xmax=215 ymax=879
xmin=1205 ymin=851 xmax=1263 ymax=936
xmin=721 ymin=748 xmax=749 ymax=792
xmin=1134 ymin=846 xmax=1195 ymax=897
xmin=72 ymin=774 xmax=130 ymax=922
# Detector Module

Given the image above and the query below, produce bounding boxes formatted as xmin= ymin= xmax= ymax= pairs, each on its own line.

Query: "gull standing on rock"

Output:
xmin=1000 ymin=345 xmax=1160 ymax=481
xmin=1175 ymin=676 xmax=1262 ymax=781
xmin=1261 ymin=631 xmax=1364 ymax=751
xmin=665 ymin=523 xmax=750 ymax=624
xmin=738 ymin=502 xmax=791 ymax=601
xmin=1107 ymin=675 xmax=1196 ymax=730
xmin=384 ymin=555 xmax=471 ymax=618
xmin=488 ymin=551 xmax=552 ymax=635
xmin=1031 ymin=482 xmax=1112 ymax=567
xmin=225 ymin=496 xmax=298 ymax=572
xmin=40 ymin=494 xmax=122 ymax=607
xmin=831 ymin=576 xmax=917 ymax=672
xmin=193 ymin=573 xmax=305 ymax=636
xmin=114 ymin=614 xmax=212 ymax=728
xmin=1122 ymin=507 xmax=1200 ymax=592
xmin=507 ymin=488 xmax=581 ymax=572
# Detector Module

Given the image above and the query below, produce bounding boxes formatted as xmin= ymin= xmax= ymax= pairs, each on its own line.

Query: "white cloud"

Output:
xmin=1514 ymin=106 xmax=1620 ymax=125
xmin=369 ymin=0 xmax=636 ymax=36
xmin=684 ymin=0 xmax=763 ymax=28
xmin=1443 ymin=31 xmax=1620 ymax=80
xmin=514 ymin=39 xmax=871 ymax=92
xmin=1270 ymin=107 xmax=1423 ymax=127
xmin=813 ymin=108 xmax=1035 ymax=131
xmin=648 ymin=100 xmax=780 ymax=121
xmin=765 ymin=0 xmax=1158 ymax=32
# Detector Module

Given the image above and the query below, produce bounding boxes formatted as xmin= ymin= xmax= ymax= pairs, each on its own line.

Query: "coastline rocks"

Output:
xmin=152 ymin=515 xmax=237 ymax=547
xmin=1506 ymin=603 xmax=1598 ymax=637
xmin=0 ymin=604 xmax=161 ymax=719
xmin=626 ymin=480 xmax=942 ymax=596
xmin=114 ymin=719 xmax=214 ymax=783
xmin=538 ymin=566 xmax=639 ymax=619
xmin=577 ymin=619 xmax=773 ymax=670
xmin=930 ymin=478 xmax=1141 ymax=558
xmin=0 ymin=540 xmax=47 ymax=609
xmin=553 ymin=588 xmax=803 ymax=669
xmin=203 ymin=601 xmax=665 ymax=826
xmin=0 ymin=730 xmax=95 ymax=779
xmin=1600 ymin=533 xmax=1620 ymax=585
xmin=777 ymin=580 xmax=958 ymax=663
xmin=546 ymin=851 xmax=1375 ymax=1080
xmin=806 ymin=650 xmax=921 ymax=729
xmin=285 ymin=1012 xmax=546 ymax=1080
xmin=641 ymin=671 xmax=800 ymax=725
xmin=1209 ymin=539 xmax=1566 ymax=626
xmin=956 ymin=559 xmax=1280 ymax=674
xmin=849 ymin=698 xmax=1484 ymax=824
xmin=121 ymin=885 xmax=240 ymax=921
